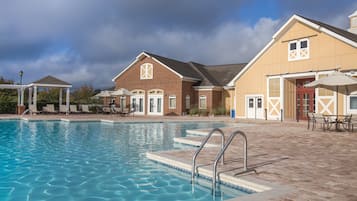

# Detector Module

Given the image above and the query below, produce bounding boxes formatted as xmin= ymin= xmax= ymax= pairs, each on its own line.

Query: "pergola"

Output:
xmin=28 ymin=75 xmax=72 ymax=113
xmin=0 ymin=75 xmax=72 ymax=114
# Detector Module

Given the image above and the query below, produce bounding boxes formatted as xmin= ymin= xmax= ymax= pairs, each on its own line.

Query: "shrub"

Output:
xmin=189 ymin=105 xmax=199 ymax=115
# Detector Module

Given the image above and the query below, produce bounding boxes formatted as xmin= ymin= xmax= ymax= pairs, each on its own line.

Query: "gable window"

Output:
xmin=199 ymin=95 xmax=207 ymax=109
xmin=288 ymin=38 xmax=309 ymax=61
xmin=140 ymin=63 xmax=153 ymax=79
xmin=169 ymin=95 xmax=176 ymax=109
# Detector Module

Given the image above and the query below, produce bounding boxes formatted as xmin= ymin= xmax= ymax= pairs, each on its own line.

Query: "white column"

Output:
xmin=280 ymin=76 xmax=284 ymax=121
xmin=17 ymin=89 xmax=21 ymax=106
xmin=28 ymin=87 xmax=32 ymax=105
xmin=33 ymin=86 xmax=37 ymax=111
xmin=20 ymin=87 xmax=25 ymax=106
xmin=66 ymin=88 xmax=70 ymax=115
xmin=59 ymin=89 xmax=62 ymax=106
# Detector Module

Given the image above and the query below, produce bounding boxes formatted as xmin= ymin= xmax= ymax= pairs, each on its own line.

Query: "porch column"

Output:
xmin=59 ymin=89 xmax=62 ymax=106
xmin=28 ymin=87 xmax=32 ymax=105
xmin=17 ymin=89 xmax=21 ymax=106
xmin=280 ymin=76 xmax=284 ymax=121
xmin=33 ymin=86 xmax=37 ymax=111
xmin=66 ymin=88 xmax=70 ymax=115
xmin=20 ymin=87 xmax=25 ymax=106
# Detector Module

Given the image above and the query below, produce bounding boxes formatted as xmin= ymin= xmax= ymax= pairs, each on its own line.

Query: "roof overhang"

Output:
xmin=194 ymin=86 xmax=222 ymax=91
xmin=228 ymin=14 xmax=357 ymax=86
xmin=28 ymin=83 xmax=72 ymax=88
xmin=0 ymin=84 xmax=29 ymax=89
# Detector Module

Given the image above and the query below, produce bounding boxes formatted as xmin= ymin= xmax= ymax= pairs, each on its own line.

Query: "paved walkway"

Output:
xmin=171 ymin=121 xmax=357 ymax=201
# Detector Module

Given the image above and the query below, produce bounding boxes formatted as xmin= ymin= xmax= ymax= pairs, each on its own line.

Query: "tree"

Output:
xmin=71 ymin=85 xmax=96 ymax=104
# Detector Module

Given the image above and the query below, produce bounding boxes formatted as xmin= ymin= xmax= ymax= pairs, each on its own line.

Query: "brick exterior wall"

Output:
xmin=113 ymin=55 xmax=230 ymax=116
xmin=114 ymin=56 xmax=197 ymax=115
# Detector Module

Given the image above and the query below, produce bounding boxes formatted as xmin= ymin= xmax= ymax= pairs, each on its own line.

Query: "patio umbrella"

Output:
xmin=92 ymin=90 xmax=114 ymax=98
xmin=111 ymin=88 xmax=133 ymax=96
xmin=305 ymin=71 xmax=357 ymax=115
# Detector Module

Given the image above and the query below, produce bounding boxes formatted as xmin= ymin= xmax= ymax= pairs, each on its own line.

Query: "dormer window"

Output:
xmin=288 ymin=38 xmax=309 ymax=61
xmin=140 ymin=63 xmax=153 ymax=79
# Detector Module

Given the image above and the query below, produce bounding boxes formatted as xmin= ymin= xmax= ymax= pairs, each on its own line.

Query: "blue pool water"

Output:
xmin=0 ymin=120 xmax=251 ymax=201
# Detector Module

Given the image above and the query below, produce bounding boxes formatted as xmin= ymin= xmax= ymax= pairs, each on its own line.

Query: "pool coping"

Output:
xmin=146 ymin=151 xmax=293 ymax=201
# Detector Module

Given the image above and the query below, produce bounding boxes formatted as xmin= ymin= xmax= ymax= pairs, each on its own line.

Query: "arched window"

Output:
xmin=140 ymin=63 xmax=153 ymax=79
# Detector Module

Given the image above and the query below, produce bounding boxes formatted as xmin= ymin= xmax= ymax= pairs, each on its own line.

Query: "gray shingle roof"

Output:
xmin=144 ymin=52 xmax=202 ymax=79
xmin=32 ymin=75 xmax=71 ymax=86
xmin=145 ymin=52 xmax=246 ymax=87
xmin=299 ymin=15 xmax=357 ymax=43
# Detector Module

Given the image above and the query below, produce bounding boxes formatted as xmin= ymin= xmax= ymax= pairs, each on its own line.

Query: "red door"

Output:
xmin=296 ymin=78 xmax=315 ymax=120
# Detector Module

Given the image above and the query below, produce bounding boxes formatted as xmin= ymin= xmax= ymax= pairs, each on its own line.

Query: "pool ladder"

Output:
xmin=191 ymin=129 xmax=250 ymax=195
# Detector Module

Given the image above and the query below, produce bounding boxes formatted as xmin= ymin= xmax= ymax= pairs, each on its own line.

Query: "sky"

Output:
xmin=0 ymin=0 xmax=356 ymax=89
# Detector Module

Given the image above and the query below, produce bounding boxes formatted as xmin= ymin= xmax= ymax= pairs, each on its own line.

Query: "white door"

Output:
xmin=148 ymin=95 xmax=163 ymax=115
xmin=131 ymin=95 xmax=145 ymax=115
xmin=246 ymin=96 xmax=264 ymax=119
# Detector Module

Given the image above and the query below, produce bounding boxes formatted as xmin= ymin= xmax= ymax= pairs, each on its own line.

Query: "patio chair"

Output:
xmin=29 ymin=104 xmax=41 ymax=115
xmin=59 ymin=105 xmax=68 ymax=114
xmin=102 ymin=107 xmax=112 ymax=114
xmin=119 ymin=107 xmax=135 ymax=117
xmin=81 ymin=105 xmax=92 ymax=113
xmin=43 ymin=104 xmax=58 ymax=114
xmin=70 ymin=105 xmax=81 ymax=114
xmin=307 ymin=112 xmax=314 ymax=129
xmin=343 ymin=114 xmax=354 ymax=132
xmin=312 ymin=113 xmax=327 ymax=131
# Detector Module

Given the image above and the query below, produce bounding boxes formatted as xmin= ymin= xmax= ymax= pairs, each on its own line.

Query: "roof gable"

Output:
xmin=228 ymin=14 xmax=357 ymax=86
xmin=112 ymin=52 xmax=201 ymax=82
xmin=31 ymin=75 xmax=71 ymax=87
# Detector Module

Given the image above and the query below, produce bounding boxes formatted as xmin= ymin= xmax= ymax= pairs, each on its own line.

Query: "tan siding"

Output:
xmin=235 ymin=20 xmax=357 ymax=118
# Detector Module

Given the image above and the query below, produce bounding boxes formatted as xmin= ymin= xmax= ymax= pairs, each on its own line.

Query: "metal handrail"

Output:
xmin=212 ymin=130 xmax=248 ymax=195
xmin=191 ymin=128 xmax=225 ymax=181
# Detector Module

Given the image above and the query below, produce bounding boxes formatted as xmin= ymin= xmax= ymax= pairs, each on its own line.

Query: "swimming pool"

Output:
xmin=0 ymin=120 xmax=251 ymax=201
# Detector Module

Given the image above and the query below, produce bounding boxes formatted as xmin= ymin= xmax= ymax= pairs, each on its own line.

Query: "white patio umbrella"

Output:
xmin=305 ymin=71 xmax=357 ymax=115
xmin=92 ymin=90 xmax=114 ymax=98
xmin=111 ymin=88 xmax=133 ymax=96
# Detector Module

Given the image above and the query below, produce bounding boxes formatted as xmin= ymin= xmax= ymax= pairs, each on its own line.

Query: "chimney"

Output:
xmin=348 ymin=10 xmax=357 ymax=34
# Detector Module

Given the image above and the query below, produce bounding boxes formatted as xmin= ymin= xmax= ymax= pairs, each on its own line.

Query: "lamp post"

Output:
xmin=19 ymin=70 xmax=23 ymax=85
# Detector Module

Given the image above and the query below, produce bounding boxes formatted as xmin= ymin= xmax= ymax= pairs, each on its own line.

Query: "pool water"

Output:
xmin=0 ymin=120 xmax=251 ymax=201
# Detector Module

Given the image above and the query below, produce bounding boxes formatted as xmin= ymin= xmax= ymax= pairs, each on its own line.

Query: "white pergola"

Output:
xmin=0 ymin=75 xmax=72 ymax=114
xmin=0 ymin=84 xmax=26 ymax=107
xmin=28 ymin=75 xmax=72 ymax=113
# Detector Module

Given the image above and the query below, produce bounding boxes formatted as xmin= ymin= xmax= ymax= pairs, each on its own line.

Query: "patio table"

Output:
xmin=323 ymin=114 xmax=352 ymax=131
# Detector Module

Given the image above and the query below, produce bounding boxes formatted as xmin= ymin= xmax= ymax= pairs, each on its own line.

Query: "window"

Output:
xmin=169 ymin=95 xmax=176 ymax=109
xmin=288 ymin=38 xmax=309 ymax=61
xmin=350 ymin=96 xmax=357 ymax=110
xmin=185 ymin=95 xmax=190 ymax=109
xmin=199 ymin=95 xmax=207 ymax=109
xmin=140 ymin=63 xmax=153 ymax=79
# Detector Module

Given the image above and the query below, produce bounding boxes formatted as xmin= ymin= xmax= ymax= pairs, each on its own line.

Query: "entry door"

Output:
xmin=296 ymin=78 xmax=315 ymax=120
xmin=247 ymin=96 xmax=264 ymax=119
xmin=131 ymin=95 xmax=144 ymax=115
xmin=148 ymin=95 xmax=163 ymax=115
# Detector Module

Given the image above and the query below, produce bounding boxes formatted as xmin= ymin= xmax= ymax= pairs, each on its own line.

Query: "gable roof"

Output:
xmin=31 ymin=75 xmax=72 ymax=87
xmin=112 ymin=51 xmax=246 ymax=87
xmin=228 ymin=14 xmax=357 ymax=86
xmin=144 ymin=52 xmax=202 ymax=79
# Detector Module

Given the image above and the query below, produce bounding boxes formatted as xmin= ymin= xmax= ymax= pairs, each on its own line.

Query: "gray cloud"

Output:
xmin=0 ymin=0 xmax=355 ymax=89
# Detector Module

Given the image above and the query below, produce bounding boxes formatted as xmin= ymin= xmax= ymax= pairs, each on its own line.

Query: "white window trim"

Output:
xmin=140 ymin=63 xmax=153 ymax=80
xmin=199 ymin=95 xmax=207 ymax=109
xmin=347 ymin=92 xmax=357 ymax=114
xmin=168 ymin=95 xmax=176 ymax=109
xmin=288 ymin=38 xmax=309 ymax=61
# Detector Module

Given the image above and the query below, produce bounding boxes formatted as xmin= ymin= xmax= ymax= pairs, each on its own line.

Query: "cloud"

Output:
xmin=0 ymin=0 xmax=355 ymax=89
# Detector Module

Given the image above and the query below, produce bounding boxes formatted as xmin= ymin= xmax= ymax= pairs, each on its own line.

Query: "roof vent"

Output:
xmin=348 ymin=10 xmax=357 ymax=34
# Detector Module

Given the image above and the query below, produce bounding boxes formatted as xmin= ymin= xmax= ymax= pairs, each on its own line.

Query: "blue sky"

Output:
xmin=0 ymin=0 xmax=356 ymax=89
